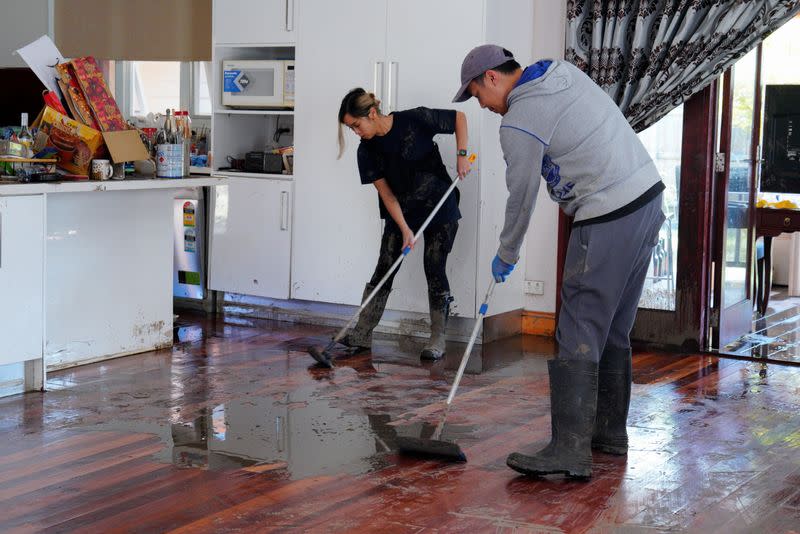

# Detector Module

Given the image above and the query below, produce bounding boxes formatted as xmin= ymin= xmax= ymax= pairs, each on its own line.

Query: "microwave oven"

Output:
xmin=222 ymin=60 xmax=294 ymax=109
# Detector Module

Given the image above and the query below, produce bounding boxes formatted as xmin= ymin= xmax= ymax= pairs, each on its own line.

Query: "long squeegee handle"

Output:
xmin=329 ymin=154 xmax=477 ymax=348
xmin=445 ymin=279 xmax=496 ymax=406
xmin=407 ymin=154 xmax=475 ymax=248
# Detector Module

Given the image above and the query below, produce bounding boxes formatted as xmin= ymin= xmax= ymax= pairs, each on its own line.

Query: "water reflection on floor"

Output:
xmin=160 ymin=395 xmax=479 ymax=478
xmin=165 ymin=393 xmax=394 ymax=477
xmin=68 ymin=319 xmax=548 ymax=480
xmin=722 ymin=287 xmax=800 ymax=364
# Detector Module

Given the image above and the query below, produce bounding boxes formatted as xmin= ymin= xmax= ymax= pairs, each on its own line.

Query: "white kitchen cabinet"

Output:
xmin=293 ymin=0 xmax=482 ymax=313
xmin=380 ymin=0 xmax=483 ymax=315
xmin=210 ymin=0 xmax=296 ymax=303
xmin=290 ymin=0 xmax=387 ymax=305
xmin=293 ymin=0 xmax=529 ymax=318
xmin=0 ymin=178 xmax=222 ymax=393
xmin=0 ymin=195 xmax=44 ymax=367
xmin=209 ymin=178 xmax=292 ymax=299
xmin=213 ymin=0 xmax=296 ymax=45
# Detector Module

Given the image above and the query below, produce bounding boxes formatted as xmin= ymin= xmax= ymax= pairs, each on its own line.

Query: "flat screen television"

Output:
xmin=761 ymin=85 xmax=800 ymax=193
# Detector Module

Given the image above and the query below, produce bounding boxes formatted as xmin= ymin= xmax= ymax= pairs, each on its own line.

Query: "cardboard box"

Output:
xmin=102 ymin=130 xmax=151 ymax=165
xmin=36 ymin=106 xmax=105 ymax=175
xmin=35 ymin=107 xmax=151 ymax=175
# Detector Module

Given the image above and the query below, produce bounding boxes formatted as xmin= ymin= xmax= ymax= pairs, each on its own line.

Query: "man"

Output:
xmin=453 ymin=45 xmax=665 ymax=479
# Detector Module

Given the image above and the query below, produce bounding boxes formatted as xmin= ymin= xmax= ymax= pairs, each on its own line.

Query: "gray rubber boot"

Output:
xmin=420 ymin=292 xmax=452 ymax=360
xmin=506 ymin=359 xmax=598 ymax=479
xmin=340 ymin=283 xmax=391 ymax=351
xmin=591 ymin=346 xmax=632 ymax=455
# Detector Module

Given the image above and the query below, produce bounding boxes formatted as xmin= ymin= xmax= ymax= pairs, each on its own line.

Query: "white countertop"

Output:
xmin=0 ymin=176 xmax=228 ymax=195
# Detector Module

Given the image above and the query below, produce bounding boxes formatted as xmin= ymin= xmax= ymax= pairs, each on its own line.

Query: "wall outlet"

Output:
xmin=525 ymin=280 xmax=544 ymax=295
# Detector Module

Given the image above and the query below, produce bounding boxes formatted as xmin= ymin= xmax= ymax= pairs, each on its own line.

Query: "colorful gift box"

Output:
xmin=70 ymin=57 xmax=130 ymax=132
xmin=35 ymin=106 xmax=105 ymax=175
xmin=55 ymin=62 xmax=100 ymax=130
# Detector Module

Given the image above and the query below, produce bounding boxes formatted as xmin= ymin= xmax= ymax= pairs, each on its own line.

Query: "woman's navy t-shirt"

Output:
xmin=356 ymin=107 xmax=461 ymax=232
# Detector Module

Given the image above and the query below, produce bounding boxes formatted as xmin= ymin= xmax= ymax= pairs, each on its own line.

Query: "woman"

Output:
xmin=337 ymin=88 xmax=471 ymax=360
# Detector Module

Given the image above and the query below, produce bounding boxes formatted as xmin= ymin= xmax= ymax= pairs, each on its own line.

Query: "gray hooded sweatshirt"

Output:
xmin=496 ymin=60 xmax=662 ymax=264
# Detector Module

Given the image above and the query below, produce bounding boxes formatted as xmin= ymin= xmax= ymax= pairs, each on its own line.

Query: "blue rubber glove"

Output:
xmin=491 ymin=254 xmax=515 ymax=283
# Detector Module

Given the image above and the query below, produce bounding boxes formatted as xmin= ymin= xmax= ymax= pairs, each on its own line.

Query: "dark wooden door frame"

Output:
xmin=710 ymin=49 xmax=763 ymax=348
xmin=555 ymin=84 xmax=718 ymax=352
xmin=710 ymin=70 xmax=748 ymax=347
xmin=751 ymin=45 xmax=764 ymax=220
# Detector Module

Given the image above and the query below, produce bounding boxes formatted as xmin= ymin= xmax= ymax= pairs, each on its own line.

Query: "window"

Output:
xmin=762 ymin=15 xmax=800 ymax=88
xmin=194 ymin=62 xmax=212 ymax=116
xmin=130 ymin=61 xmax=181 ymax=117
xmin=637 ymin=104 xmax=684 ymax=311
xmin=116 ymin=61 xmax=212 ymax=120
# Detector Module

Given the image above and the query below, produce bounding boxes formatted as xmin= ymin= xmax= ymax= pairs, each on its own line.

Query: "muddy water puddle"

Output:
xmin=81 ymin=390 xmax=478 ymax=479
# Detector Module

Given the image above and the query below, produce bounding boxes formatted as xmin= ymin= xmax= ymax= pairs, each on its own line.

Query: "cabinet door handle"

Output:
xmin=285 ymin=0 xmax=294 ymax=31
xmin=373 ymin=61 xmax=385 ymax=106
xmin=280 ymin=191 xmax=289 ymax=230
xmin=387 ymin=61 xmax=398 ymax=112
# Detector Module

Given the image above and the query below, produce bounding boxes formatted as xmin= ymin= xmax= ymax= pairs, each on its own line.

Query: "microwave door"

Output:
xmin=223 ymin=62 xmax=285 ymax=108
xmin=242 ymin=68 xmax=277 ymax=107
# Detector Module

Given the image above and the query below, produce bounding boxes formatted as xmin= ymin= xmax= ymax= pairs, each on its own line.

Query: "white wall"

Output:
xmin=0 ymin=0 xmax=50 ymax=67
xmin=521 ymin=0 xmax=565 ymax=314
xmin=479 ymin=0 xmax=534 ymax=315
xmin=772 ymin=233 xmax=793 ymax=286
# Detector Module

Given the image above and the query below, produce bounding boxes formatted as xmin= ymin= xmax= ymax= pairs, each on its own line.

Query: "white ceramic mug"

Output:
xmin=91 ymin=159 xmax=113 ymax=181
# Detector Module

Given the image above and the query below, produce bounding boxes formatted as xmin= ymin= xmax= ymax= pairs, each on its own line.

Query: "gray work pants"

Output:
xmin=557 ymin=194 xmax=666 ymax=361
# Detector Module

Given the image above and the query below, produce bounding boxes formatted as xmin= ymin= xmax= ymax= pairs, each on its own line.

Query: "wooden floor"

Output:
xmin=1 ymin=313 xmax=799 ymax=533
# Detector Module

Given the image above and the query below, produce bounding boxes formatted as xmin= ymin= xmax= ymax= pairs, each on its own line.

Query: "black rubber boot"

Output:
xmin=340 ymin=283 xmax=391 ymax=351
xmin=506 ymin=359 xmax=598 ymax=479
xmin=592 ymin=346 xmax=632 ymax=455
xmin=420 ymin=291 xmax=452 ymax=360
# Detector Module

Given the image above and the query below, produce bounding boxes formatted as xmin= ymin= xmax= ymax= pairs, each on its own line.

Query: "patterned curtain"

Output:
xmin=566 ymin=1 xmax=800 ymax=132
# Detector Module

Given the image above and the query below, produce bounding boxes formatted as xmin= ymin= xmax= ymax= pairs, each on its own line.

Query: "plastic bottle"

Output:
xmin=177 ymin=111 xmax=191 ymax=175
xmin=183 ymin=111 xmax=193 ymax=152
xmin=174 ymin=110 xmax=183 ymax=141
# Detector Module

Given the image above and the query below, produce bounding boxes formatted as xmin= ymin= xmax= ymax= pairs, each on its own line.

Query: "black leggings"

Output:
xmin=368 ymin=220 xmax=458 ymax=295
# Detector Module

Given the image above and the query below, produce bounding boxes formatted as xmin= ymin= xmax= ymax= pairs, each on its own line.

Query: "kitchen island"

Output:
xmin=0 ymin=176 xmax=227 ymax=394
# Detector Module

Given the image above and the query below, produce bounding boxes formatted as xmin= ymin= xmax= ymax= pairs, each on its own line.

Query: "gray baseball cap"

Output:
xmin=452 ymin=44 xmax=515 ymax=102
